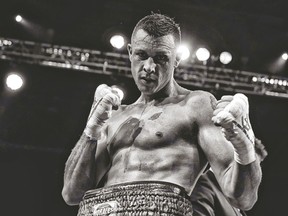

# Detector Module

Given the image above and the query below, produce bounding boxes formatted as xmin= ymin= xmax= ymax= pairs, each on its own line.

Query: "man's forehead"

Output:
xmin=132 ymin=29 xmax=176 ymax=50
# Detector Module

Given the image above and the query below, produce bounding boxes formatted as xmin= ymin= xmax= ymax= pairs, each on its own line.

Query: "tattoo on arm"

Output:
xmin=209 ymin=96 xmax=217 ymax=110
xmin=64 ymin=133 xmax=97 ymax=180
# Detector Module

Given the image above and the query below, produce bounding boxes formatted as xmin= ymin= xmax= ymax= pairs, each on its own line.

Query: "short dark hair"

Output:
xmin=131 ymin=13 xmax=181 ymax=45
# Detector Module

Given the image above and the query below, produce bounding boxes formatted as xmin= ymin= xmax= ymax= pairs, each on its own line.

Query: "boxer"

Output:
xmin=62 ymin=13 xmax=262 ymax=216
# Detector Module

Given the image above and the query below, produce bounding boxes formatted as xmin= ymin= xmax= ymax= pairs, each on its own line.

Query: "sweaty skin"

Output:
xmin=62 ymin=29 xmax=262 ymax=210
xmin=101 ymin=29 xmax=206 ymax=192
xmin=103 ymin=92 xmax=208 ymax=193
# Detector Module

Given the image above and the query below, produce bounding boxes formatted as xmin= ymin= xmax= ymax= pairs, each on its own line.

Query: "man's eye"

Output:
xmin=155 ymin=55 xmax=168 ymax=62
xmin=136 ymin=52 xmax=148 ymax=59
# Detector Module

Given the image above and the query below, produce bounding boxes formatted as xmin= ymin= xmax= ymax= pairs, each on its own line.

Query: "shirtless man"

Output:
xmin=62 ymin=13 xmax=262 ymax=216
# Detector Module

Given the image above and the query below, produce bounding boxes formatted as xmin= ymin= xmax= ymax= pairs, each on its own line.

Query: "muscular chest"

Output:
xmin=105 ymin=103 xmax=196 ymax=155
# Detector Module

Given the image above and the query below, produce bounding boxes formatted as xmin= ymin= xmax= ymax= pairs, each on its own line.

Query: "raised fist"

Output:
xmin=84 ymin=84 xmax=122 ymax=139
xmin=211 ymin=93 xmax=256 ymax=164
xmin=211 ymin=93 xmax=254 ymax=144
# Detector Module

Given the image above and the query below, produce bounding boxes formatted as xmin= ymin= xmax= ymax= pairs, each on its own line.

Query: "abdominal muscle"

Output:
xmin=104 ymin=142 xmax=206 ymax=194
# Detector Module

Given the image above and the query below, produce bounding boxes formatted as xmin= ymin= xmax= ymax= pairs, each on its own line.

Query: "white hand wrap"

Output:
xmin=214 ymin=94 xmax=248 ymax=128
xmin=84 ymin=84 xmax=121 ymax=140
xmin=228 ymin=126 xmax=256 ymax=165
xmin=214 ymin=93 xmax=256 ymax=165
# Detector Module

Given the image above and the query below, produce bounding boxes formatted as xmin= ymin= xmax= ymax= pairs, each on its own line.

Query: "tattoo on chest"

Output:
xmin=148 ymin=112 xmax=162 ymax=120
xmin=209 ymin=96 xmax=217 ymax=110
xmin=109 ymin=117 xmax=143 ymax=150
xmin=108 ymin=111 xmax=165 ymax=158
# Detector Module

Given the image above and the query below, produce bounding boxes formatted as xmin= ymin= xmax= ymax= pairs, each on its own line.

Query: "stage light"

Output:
xmin=219 ymin=51 xmax=232 ymax=64
xmin=6 ymin=73 xmax=24 ymax=91
xmin=281 ymin=53 xmax=288 ymax=61
xmin=252 ymin=76 xmax=258 ymax=82
xmin=67 ymin=50 xmax=72 ymax=57
xmin=81 ymin=53 xmax=89 ymax=62
xmin=15 ymin=15 xmax=23 ymax=22
xmin=2 ymin=40 xmax=12 ymax=46
xmin=177 ymin=45 xmax=190 ymax=61
xmin=15 ymin=15 xmax=23 ymax=23
xmin=111 ymin=85 xmax=124 ymax=101
xmin=110 ymin=35 xmax=125 ymax=49
xmin=196 ymin=48 xmax=210 ymax=61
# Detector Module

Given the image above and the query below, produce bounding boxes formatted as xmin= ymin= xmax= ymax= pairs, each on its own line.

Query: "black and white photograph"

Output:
xmin=0 ymin=1 xmax=287 ymax=215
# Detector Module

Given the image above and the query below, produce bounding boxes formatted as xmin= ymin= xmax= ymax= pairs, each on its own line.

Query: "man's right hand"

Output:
xmin=84 ymin=84 xmax=121 ymax=140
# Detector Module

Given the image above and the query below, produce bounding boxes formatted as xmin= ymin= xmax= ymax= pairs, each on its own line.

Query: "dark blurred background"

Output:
xmin=0 ymin=0 xmax=288 ymax=215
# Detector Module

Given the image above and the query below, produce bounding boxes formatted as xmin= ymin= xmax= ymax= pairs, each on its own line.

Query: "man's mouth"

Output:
xmin=140 ymin=75 xmax=156 ymax=83
xmin=141 ymin=77 xmax=153 ymax=82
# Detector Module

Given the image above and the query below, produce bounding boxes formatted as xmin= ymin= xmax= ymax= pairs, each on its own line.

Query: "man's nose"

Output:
xmin=143 ymin=57 xmax=156 ymax=73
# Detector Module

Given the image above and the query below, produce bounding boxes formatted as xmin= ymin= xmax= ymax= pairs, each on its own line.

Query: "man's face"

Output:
xmin=127 ymin=29 xmax=179 ymax=95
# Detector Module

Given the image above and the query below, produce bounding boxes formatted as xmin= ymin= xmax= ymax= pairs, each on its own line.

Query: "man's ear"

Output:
xmin=127 ymin=44 xmax=132 ymax=61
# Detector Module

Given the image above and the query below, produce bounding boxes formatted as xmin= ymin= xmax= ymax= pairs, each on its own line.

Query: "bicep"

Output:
xmin=187 ymin=92 xmax=234 ymax=180
xmin=198 ymin=124 xmax=234 ymax=177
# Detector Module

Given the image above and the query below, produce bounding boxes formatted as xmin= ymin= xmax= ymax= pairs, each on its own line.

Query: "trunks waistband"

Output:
xmin=78 ymin=181 xmax=193 ymax=216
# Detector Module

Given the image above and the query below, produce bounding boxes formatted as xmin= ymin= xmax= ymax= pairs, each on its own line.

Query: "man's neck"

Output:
xmin=137 ymin=79 xmax=183 ymax=104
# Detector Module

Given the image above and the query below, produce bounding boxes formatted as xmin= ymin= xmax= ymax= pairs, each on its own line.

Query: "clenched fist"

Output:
xmin=211 ymin=93 xmax=256 ymax=165
xmin=84 ymin=84 xmax=122 ymax=140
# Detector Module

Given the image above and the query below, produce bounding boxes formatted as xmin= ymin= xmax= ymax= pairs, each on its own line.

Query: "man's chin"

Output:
xmin=137 ymin=86 xmax=156 ymax=95
xmin=137 ymin=82 xmax=155 ymax=92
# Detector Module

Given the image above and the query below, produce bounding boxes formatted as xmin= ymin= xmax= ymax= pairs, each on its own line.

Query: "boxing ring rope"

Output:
xmin=1 ymin=37 xmax=288 ymax=98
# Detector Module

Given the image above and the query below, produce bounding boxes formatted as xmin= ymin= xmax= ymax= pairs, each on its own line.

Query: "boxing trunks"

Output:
xmin=77 ymin=181 xmax=193 ymax=216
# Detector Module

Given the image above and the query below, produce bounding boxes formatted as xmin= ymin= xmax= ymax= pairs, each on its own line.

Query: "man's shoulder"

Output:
xmin=182 ymin=90 xmax=216 ymax=125
xmin=185 ymin=90 xmax=216 ymax=108
xmin=186 ymin=90 xmax=215 ymax=98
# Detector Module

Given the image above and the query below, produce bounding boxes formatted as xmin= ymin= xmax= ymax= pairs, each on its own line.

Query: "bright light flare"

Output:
xmin=282 ymin=53 xmax=288 ymax=61
xmin=219 ymin=51 xmax=232 ymax=64
xmin=110 ymin=35 xmax=125 ymax=49
xmin=15 ymin=15 xmax=23 ymax=23
xmin=196 ymin=48 xmax=210 ymax=61
xmin=111 ymin=86 xmax=124 ymax=101
xmin=177 ymin=45 xmax=190 ymax=61
xmin=252 ymin=77 xmax=258 ymax=82
xmin=6 ymin=74 xmax=24 ymax=91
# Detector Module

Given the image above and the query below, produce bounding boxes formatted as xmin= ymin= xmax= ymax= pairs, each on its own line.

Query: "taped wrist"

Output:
xmin=84 ymin=116 xmax=105 ymax=140
xmin=84 ymin=97 xmax=112 ymax=140
xmin=234 ymin=145 xmax=256 ymax=165
xmin=227 ymin=125 xmax=256 ymax=165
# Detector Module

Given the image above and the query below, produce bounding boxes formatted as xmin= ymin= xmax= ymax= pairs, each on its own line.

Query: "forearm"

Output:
xmin=210 ymin=93 xmax=263 ymax=210
xmin=223 ymin=158 xmax=262 ymax=210
xmin=221 ymin=131 xmax=262 ymax=210
xmin=62 ymin=133 xmax=97 ymax=205
xmin=62 ymin=84 xmax=119 ymax=205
